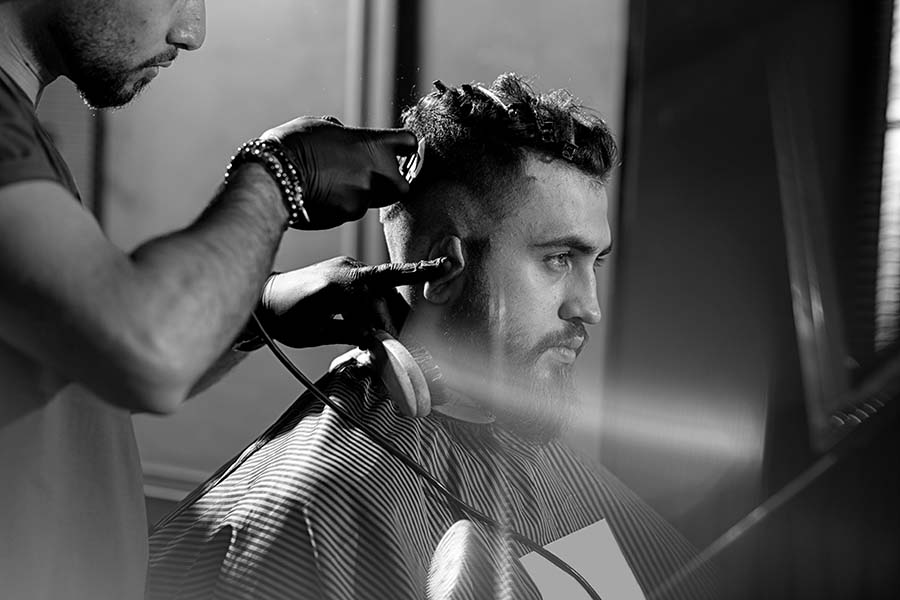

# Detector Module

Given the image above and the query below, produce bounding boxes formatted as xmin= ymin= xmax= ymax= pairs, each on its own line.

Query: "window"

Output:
xmin=875 ymin=0 xmax=900 ymax=352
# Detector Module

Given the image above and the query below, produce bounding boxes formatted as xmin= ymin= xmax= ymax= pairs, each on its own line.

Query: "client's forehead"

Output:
xmin=489 ymin=156 xmax=610 ymax=250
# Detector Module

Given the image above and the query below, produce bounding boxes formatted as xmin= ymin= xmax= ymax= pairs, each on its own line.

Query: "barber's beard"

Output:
xmin=73 ymin=61 xmax=154 ymax=110
xmin=441 ymin=279 xmax=578 ymax=444
xmin=48 ymin=14 xmax=163 ymax=108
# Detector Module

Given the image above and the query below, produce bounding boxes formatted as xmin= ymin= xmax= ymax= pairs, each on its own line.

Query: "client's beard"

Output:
xmin=440 ymin=275 xmax=578 ymax=444
xmin=506 ymin=359 xmax=577 ymax=445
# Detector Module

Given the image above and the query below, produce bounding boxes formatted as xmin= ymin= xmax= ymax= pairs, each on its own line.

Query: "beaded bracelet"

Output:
xmin=224 ymin=138 xmax=309 ymax=228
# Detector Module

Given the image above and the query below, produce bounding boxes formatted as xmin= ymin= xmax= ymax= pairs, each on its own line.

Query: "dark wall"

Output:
xmin=723 ymin=408 xmax=900 ymax=599
xmin=606 ymin=0 xmax=900 ymax=597
xmin=605 ymin=0 xmax=803 ymax=546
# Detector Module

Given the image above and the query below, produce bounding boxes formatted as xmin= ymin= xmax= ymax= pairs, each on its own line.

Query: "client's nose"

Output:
xmin=559 ymin=275 xmax=602 ymax=325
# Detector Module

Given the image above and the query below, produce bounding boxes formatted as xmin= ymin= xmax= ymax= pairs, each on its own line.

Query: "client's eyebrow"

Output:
xmin=533 ymin=236 xmax=613 ymax=257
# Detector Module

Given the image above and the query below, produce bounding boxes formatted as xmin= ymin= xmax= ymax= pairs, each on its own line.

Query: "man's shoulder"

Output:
xmin=0 ymin=69 xmax=40 ymax=152
xmin=211 ymin=361 xmax=426 ymax=503
xmin=0 ymin=71 xmax=77 ymax=196
xmin=147 ymin=361 xmax=433 ymax=567
xmin=0 ymin=69 xmax=32 ymax=110
xmin=149 ymin=362 xmax=442 ymax=599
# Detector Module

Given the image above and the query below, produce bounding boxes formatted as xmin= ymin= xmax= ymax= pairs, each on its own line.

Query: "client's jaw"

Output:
xmin=399 ymin=303 xmax=577 ymax=443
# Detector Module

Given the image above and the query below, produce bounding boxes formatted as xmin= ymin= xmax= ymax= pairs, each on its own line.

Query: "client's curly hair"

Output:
xmin=381 ymin=72 xmax=618 ymax=253
xmin=407 ymin=72 xmax=615 ymax=188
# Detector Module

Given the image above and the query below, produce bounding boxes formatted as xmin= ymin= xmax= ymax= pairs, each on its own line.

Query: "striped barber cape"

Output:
xmin=147 ymin=358 xmax=718 ymax=599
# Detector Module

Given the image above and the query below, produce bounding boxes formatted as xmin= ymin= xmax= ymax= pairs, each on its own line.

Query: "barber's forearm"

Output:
xmin=188 ymin=346 xmax=251 ymax=398
xmin=124 ymin=163 xmax=287 ymax=411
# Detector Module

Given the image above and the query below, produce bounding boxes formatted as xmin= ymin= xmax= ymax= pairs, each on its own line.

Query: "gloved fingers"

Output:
xmin=366 ymin=170 xmax=410 ymax=208
xmin=277 ymin=318 xmax=362 ymax=348
xmin=363 ymin=129 xmax=419 ymax=206
xmin=380 ymin=287 xmax=411 ymax=334
xmin=357 ymin=257 xmax=451 ymax=289
xmin=351 ymin=261 xmax=448 ymax=335
xmin=265 ymin=121 xmax=418 ymax=226
xmin=364 ymin=127 xmax=418 ymax=156
xmin=259 ymin=115 xmax=330 ymax=140
xmin=343 ymin=290 xmax=400 ymax=339
xmin=293 ymin=188 xmax=369 ymax=230
xmin=369 ymin=295 xmax=400 ymax=337
xmin=317 ymin=318 xmax=366 ymax=346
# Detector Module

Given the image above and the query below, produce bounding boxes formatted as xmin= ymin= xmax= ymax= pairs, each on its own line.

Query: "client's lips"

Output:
xmin=546 ymin=337 xmax=585 ymax=363
xmin=561 ymin=336 xmax=585 ymax=352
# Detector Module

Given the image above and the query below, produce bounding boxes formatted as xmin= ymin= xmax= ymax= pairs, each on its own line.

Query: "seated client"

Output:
xmin=147 ymin=73 xmax=718 ymax=600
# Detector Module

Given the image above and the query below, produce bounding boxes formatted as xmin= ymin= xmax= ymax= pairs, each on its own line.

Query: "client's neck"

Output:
xmin=431 ymin=372 xmax=495 ymax=425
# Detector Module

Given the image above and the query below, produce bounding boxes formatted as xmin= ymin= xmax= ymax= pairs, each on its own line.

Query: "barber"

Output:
xmin=0 ymin=1 xmax=443 ymax=598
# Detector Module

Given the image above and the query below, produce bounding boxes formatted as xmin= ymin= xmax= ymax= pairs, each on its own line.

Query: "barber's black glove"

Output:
xmin=254 ymin=255 xmax=450 ymax=348
xmin=261 ymin=117 xmax=417 ymax=230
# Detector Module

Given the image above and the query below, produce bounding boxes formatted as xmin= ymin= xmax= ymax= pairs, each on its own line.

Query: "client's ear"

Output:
xmin=424 ymin=236 xmax=465 ymax=304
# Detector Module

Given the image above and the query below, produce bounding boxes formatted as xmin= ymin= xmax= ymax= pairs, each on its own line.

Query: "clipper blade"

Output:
xmin=398 ymin=137 xmax=426 ymax=184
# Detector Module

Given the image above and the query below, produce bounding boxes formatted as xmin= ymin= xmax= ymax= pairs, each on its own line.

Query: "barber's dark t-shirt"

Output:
xmin=0 ymin=68 xmax=148 ymax=599
xmin=0 ymin=71 xmax=80 ymax=195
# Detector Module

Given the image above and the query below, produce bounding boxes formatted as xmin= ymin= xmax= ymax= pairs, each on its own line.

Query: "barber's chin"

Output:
xmin=79 ymin=83 xmax=143 ymax=110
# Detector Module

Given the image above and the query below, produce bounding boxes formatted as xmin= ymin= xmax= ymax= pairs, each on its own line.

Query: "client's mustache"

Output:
xmin=137 ymin=48 xmax=180 ymax=69
xmin=530 ymin=323 xmax=589 ymax=360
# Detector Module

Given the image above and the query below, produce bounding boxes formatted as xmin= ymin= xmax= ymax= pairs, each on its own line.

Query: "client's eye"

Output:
xmin=545 ymin=252 xmax=572 ymax=272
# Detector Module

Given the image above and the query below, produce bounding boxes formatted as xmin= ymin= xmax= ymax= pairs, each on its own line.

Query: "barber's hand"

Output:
xmin=256 ymin=255 xmax=450 ymax=348
xmin=261 ymin=117 xmax=417 ymax=230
